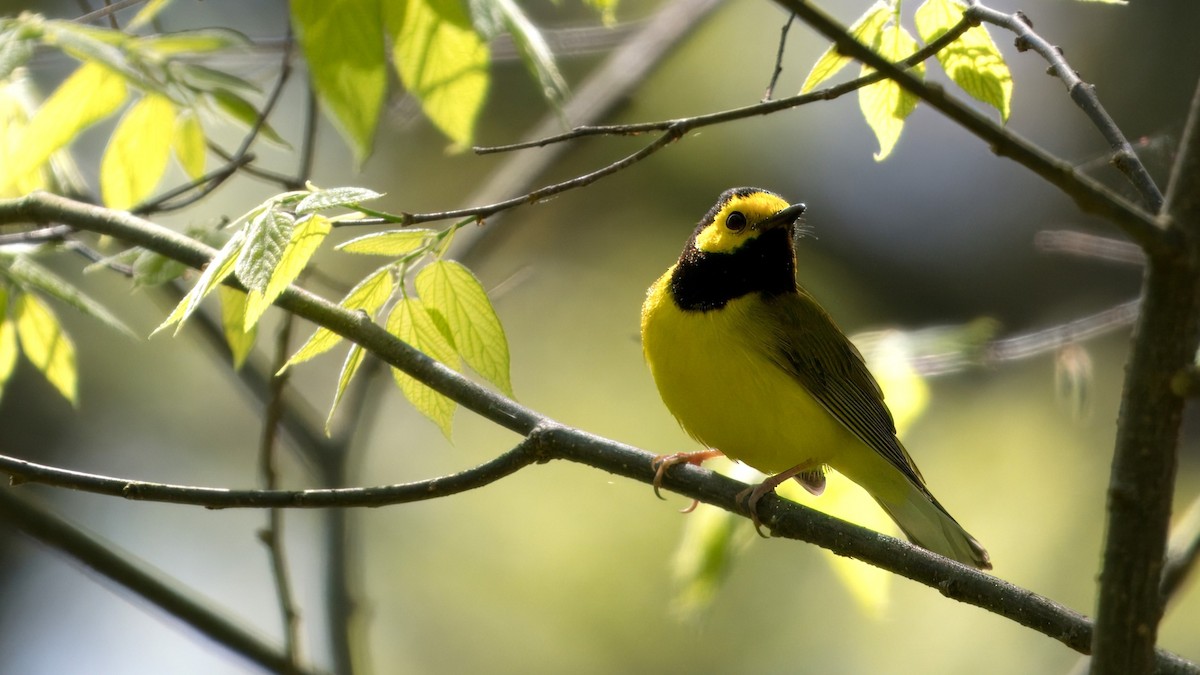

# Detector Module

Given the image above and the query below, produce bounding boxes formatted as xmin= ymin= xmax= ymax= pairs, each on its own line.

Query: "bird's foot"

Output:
xmin=736 ymin=464 xmax=818 ymax=537
xmin=650 ymin=450 xmax=724 ymax=506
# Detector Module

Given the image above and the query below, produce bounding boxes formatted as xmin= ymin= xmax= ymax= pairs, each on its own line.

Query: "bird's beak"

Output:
xmin=757 ymin=202 xmax=807 ymax=231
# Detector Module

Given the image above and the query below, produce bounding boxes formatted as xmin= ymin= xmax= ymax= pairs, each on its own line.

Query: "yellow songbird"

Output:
xmin=640 ymin=187 xmax=990 ymax=569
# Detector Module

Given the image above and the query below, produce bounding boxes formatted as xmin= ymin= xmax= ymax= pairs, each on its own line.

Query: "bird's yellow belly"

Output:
xmin=642 ymin=286 xmax=860 ymax=475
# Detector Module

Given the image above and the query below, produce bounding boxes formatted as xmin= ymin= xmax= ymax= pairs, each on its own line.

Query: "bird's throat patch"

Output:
xmin=669 ymin=228 xmax=797 ymax=311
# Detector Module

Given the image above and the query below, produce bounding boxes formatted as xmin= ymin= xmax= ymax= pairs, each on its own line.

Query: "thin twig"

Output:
xmin=259 ymin=317 xmax=302 ymax=673
xmin=763 ymin=12 xmax=796 ymax=102
xmin=73 ymin=0 xmax=146 ymax=25
xmin=0 ymin=489 xmax=324 ymax=675
xmin=337 ymin=12 xmax=975 ymax=230
xmin=969 ymin=2 xmax=1165 ymax=213
xmin=1034 ymin=230 xmax=1146 ymax=266
xmin=773 ymin=0 xmax=1168 ymax=257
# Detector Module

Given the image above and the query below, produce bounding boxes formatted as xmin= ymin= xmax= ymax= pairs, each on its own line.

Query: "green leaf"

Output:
xmin=0 ymin=23 xmax=35 ymax=82
xmin=387 ymin=0 xmax=490 ymax=146
xmin=14 ymin=292 xmax=77 ymax=404
xmin=101 ymin=93 xmax=177 ymax=209
xmin=207 ymin=88 xmax=289 ymax=146
xmin=386 ymin=297 xmax=459 ymax=437
xmin=414 ymin=260 xmax=512 ymax=396
xmin=139 ymin=29 xmax=248 ymax=55
xmin=284 ymin=264 xmax=394 ymax=368
xmin=490 ymin=0 xmax=568 ymax=108
xmin=132 ymin=248 xmax=188 ymax=287
xmin=0 ymin=289 xmax=16 ymax=397
xmin=325 ymin=343 xmax=365 ymax=434
xmin=128 ymin=0 xmax=171 ymax=31
xmin=296 ymin=186 xmax=384 ymax=214
xmin=0 ymin=255 xmax=136 ymax=337
xmin=336 ymin=229 xmax=433 ymax=256
xmin=154 ymin=228 xmax=246 ymax=335
xmin=915 ymin=0 xmax=1012 ymax=121
xmin=218 ymin=286 xmax=257 ymax=369
xmin=800 ymin=1 xmax=891 ymax=93
xmin=858 ymin=23 xmax=924 ymax=161
xmin=243 ymin=213 xmax=331 ymax=328
xmin=235 ymin=207 xmax=295 ymax=293
xmin=173 ymin=109 xmax=207 ymax=181
xmin=291 ymin=0 xmax=387 ymax=163
xmin=180 ymin=63 xmax=259 ymax=94
xmin=10 ymin=61 xmax=127 ymax=188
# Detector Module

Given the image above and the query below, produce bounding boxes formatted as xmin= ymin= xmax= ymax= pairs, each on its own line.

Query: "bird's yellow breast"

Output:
xmin=641 ymin=269 xmax=860 ymax=475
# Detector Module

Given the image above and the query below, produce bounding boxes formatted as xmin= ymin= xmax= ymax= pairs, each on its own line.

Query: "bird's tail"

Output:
xmin=875 ymin=484 xmax=991 ymax=570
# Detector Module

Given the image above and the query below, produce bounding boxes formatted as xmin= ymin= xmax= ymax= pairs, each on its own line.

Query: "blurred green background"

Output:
xmin=1 ymin=0 xmax=1198 ymax=673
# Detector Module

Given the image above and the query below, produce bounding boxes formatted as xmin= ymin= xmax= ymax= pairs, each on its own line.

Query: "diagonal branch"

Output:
xmin=0 ymin=488 xmax=324 ymax=675
xmin=772 ymin=0 xmax=1168 ymax=257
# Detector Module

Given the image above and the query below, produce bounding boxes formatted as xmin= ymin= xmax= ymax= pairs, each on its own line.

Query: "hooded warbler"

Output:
xmin=640 ymin=187 xmax=990 ymax=570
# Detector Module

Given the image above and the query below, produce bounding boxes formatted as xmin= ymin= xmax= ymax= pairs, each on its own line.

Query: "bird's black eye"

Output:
xmin=726 ymin=211 xmax=747 ymax=232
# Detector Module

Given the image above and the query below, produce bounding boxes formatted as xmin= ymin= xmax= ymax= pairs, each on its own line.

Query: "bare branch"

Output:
xmin=762 ymin=12 xmax=797 ymax=102
xmin=1035 ymin=231 xmax=1146 ymax=266
xmin=773 ymin=0 xmax=1168 ymax=257
xmin=0 ymin=489 xmax=324 ymax=675
xmin=969 ymin=3 xmax=1165 ymax=212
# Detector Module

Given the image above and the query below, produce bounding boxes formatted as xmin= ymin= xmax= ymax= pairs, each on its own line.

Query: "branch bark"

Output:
xmin=1090 ymin=77 xmax=1200 ymax=675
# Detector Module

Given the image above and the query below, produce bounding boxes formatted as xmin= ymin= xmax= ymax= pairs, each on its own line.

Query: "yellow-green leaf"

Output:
xmin=386 ymin=0 xmax=490 ymax=146
xmin=0 ymin=289 xmax=16 ymax=394
xmin=14 ymin=292 xmax=77 ymax=404
xmin=218 ymin=286 xmax=256 ymax=369
xmin=859 ymin=24 xmax=924 ymax=161
xmin=336 ymin=229 xmax=433 ymax=256
xmin=10 ymin=61 xmax=127 ymax=187
xmin=492 ymin=0 xmax=568 ymax=108
xmin=244 ymin=214 xmax=330 ymax=328
xmin=128 ymin=0 xmax=171 ymax=31
xmin=154 ymin=228 xmax=246 ymax=335
xmin=800 ymin=1 xmax=891 ymax=93
xmin=139 ymin=29 xmax=247 ymax=55
xmin=915 ymin=0 xmax=1012 ymax=121
xmin=296 ymin=186 xmax=384 ymax=214
xmin=325 ymin=343 xmax=365 ymax=434
xmin=284 ymin=264 xmax=394 ymax=368
xmin=207 ymin=88 xmax=289 ymax=147
xmin=101 ymin=93 xmax=177 ymax=209
xmin=414 ymin=260 xmax=512 ymax=396
xmin=173 ymin=110 xmax=207 ymax=180
xmin=291 ymin=0 xmax=387 ymax=162
xmin=386 ymin=297 xmax=459 ymax=437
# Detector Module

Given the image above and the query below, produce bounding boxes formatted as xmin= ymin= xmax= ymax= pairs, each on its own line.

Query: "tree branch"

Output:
xmin=969 ymin=3 xmax=1165 ymax=212
xmin=1090 ymin=77 xmax=1200 ymax=675
xmin=0 ymin=488 xmax=323 ymax=675
xmin=772 ymin=0 xmax=1168 ymax=257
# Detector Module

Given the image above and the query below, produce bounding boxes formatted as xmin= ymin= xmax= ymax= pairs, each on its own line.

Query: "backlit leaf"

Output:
xmin=491 ymin=0 xmax=567 ymax=108
xmin=387 ymin=0 xmax=489 ymax=146
xmin=14 ymin=292 xmax=77 ymax=404
xmin=10 ymin=61 xmax=127 ymax=187
xmin=414 ymin=260 xmax=511 ymax=396
xmin=218 ymin=286 xmax=256 ymax=369
xmin=243 ymin=213 xmax=330 ymax=328
xmin=1 ymin=255 xmax=136 ymax=337
xmin=173 ymin=110 xmax=207 ymax=180
xmin=386 ymin=297 xmax=459 ymax=437
xmin=208 ymin=88 xmax=288 ymax=146
xmin=154 ymin=228 xmax=246 ymax=334
xmin=235 ymin=208 xmax=295 ymax=293
xmin=284 ymin=264 xmax=394 ymax=368
xmin=325 ymin=343 xmax=365 ymax=434
xmin=128 ymin=0 xmax=170 ymax=31
xmin=295 ymin=186 xmax=383 ymax=214
xmin=0 ymin=289 xmax=16 ymax=395
xmin=858 ymin=23 xmax=924 ymax=161
xmin=291 ymin=0 xmax=387 ymax=162
xmin=139 ymin=29 xmax=248 ymax=55
xmin=101 ymin=93 xmax=177 ymax=209
xmin=800 ymin=1 xmax=891 ymax=93
xmin=915 ymin=0 xmax=1012 ymax=121
xmin=132 ymin=248 xmax=188 ymax=287
xmin=336 ymin=229 xmax=433 ymax=256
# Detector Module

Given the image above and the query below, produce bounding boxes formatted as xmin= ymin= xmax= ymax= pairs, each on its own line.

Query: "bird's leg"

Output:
xmin=651 ymin=449 xmax=724 ymax=503
xmin=736 ymin=464 xmax=815 ymax=537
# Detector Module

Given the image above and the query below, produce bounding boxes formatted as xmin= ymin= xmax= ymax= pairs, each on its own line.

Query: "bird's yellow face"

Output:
xmin=692 ymin=189 xmax=806 ymax=255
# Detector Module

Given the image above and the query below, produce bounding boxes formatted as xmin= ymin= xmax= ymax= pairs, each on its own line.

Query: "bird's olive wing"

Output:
xmin=753 ymin=290 xmax=928 ymax=489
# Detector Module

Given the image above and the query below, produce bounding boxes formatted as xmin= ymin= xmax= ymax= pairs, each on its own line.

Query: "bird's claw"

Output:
xmin=736 ymin=484 xmax=773 ymax=538
xmin=650 ymin=450 xmax=723 ymax=502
